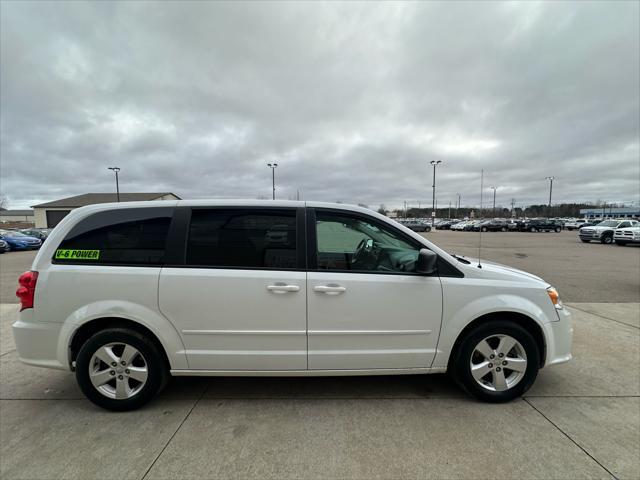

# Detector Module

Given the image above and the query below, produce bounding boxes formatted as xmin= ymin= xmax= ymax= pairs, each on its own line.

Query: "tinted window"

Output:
xmin=187 ymin=209 xmax=298 ymax=269
xmin=55 ymin=208 xmax=173 ymax=265
xmin=315 ymin=211 xmax=419 ymax=273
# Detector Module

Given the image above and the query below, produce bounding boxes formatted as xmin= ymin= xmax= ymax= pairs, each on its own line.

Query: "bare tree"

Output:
xmin=0 ymin=195 xmax=7 ymax=210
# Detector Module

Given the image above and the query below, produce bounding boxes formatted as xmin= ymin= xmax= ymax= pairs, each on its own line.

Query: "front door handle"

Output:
xmin=313 ymin=285 xmax=346 ymax=295
xmin=267 ymin=284 xmax=300 ymax=293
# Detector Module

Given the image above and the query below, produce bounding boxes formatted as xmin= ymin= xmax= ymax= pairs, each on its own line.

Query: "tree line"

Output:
xmin=379 ymin=202 xmax=627 ymax=219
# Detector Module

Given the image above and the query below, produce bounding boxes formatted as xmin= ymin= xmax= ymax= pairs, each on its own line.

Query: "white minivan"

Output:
xmin=13 ymin=200 xmax=572 ymax=410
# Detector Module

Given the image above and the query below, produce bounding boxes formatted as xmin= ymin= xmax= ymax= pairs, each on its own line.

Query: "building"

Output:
xmin=0 ymin=209 xmax=34 ymax=224
xmin=32 ymin=192 xmax=181 ymax=228
xmin=579 ymin=207 xmax=640 ymax=220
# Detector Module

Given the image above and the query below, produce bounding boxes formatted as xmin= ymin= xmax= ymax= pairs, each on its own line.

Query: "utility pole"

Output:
xmin=404 ymin=201 xmax=407 ymax=218
xmin=430 ymin=160 xmax=442 ymax=227
xmin=448 ymin=200 xmax=451 ymax=219
xmin=545 ymin=176 xmax=555 ymax=217
xmin=511 ymin=198 xmax=516 ymax=217
xmin=107 ymin=167 xmax=120 ymax=202
xmin=456 ymin=193 xmax=461 ymax=218
xmin=490 ymin=186 xmax=497 ymax=217
xmin=267 ymin=163 xmax=278 ymax=200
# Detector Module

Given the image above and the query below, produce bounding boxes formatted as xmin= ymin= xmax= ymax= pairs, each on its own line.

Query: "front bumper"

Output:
xmin=543 ymin=308 xmax=573 ymax=367
xmin=613 ymin=235 xmax=640 ymax=244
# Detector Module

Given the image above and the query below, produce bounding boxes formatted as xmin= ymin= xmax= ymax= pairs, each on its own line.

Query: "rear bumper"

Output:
xmin=543 ymin=308 xmax=573 ymax=367
xmin=12 ymin=312 xmax=67 ymax=370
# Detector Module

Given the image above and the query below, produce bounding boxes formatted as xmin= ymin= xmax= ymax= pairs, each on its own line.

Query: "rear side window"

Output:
xmin=54 ymin=208 xmax=173 ymax=265
xmin=187 ymin=209 xmax=298 ymax=269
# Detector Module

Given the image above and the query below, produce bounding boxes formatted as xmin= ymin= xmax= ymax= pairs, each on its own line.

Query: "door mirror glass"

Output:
xmin=416 ymin=248 xmax=437 ymax=275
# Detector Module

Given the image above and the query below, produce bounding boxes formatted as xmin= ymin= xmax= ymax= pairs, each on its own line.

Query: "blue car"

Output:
xmin=0 ymin=231 xmax=42 ymax=250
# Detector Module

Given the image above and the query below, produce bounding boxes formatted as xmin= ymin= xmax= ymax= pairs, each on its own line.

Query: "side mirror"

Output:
xmin=416 ymin=248 xmax=437 ymax=275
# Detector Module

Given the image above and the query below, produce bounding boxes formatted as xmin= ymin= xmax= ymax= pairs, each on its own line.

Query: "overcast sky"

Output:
xmin=1 ymin=1 xmax=639 ymax=211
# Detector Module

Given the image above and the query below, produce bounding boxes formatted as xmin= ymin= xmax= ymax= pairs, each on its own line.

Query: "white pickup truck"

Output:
xmin=579 ymin=220 xmax=638 ymax=244
xmin=614 ymin=225 xmax=640 ymax=246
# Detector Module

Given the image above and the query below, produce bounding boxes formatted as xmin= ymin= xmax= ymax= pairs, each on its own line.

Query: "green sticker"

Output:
xmin=55 ymin=249 xmax=100 ymax=260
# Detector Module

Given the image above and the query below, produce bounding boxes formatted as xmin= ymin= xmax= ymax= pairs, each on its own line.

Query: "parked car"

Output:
xmin=451 ymin=220 xmax=469 ymax=231
xmin=565 ymin=219 xmax=590 ymax=231
xmin=507 ymin=219 xmax=527 ymax=231
xmin=20 ymin=228 xmax=52 ymax=241
xmin=580 ymin=220 xmax=639 ymax=244
xmin=614 ymin=226 xmax=640 ymax=246
xmin=527 ymin=219 xmax=562 ymax=233
xmin=0 ymin=239 xmax=9 ymax=253
xmin=435 ymin=220 xmax=455 ymax=230
xmin=400 ymin=220 xmax=432 ymax=232
xmin=464 ymin=220 xmax=483 ymax=231
xmin=13 ymin=200 xmax=572 ymax=411
xmin=0 ymin=231 xmax=42 ymax=250
xmin=479 ymin=219 xmax=509 ymax=232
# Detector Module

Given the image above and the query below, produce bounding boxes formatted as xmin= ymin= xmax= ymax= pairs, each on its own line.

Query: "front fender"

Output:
xmin=58 ymin=300 xmax=188 ymax=370
xmin=432 ymin=293 xmax=552 ymax=369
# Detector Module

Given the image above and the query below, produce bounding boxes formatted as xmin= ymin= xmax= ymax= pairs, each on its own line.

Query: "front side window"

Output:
xmin=187 ymin=209 xmax=298 ymax=269
xmin=54 ymin=208 xmax=173 ymax=265
xmin=315 ymin=211 xmax=420 ymax=273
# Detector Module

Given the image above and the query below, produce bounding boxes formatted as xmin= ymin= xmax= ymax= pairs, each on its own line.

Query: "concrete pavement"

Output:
xmin=1 ymin=303 xmax=638 ymax=479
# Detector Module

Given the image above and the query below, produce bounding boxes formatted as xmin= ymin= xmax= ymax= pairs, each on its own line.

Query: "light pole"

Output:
xmin=490 ymin=186 xmax=497 ymax=217
xmin=545 ymin=176 xmax=555 ymax=217
xmin=107 ymin=167 xmax=120 ymax=202
xmin=267 ymin=163 xmax=278 ymax=200
xmin=430 ymin=160 xmax=442 ymax=227
xmin=456 ymin=193 xmax=461 ymax=218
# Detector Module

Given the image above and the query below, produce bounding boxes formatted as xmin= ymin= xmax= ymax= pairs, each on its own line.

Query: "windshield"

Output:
xmin=2 ymin=231 xmax=28 ymax=237
xmin=597 ymin=221 xmax=618 ymax=227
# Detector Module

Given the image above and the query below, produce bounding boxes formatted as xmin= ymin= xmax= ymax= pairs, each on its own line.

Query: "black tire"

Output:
xmin=555 ymin=227 xmax=561 ymax=233
xmin=601 ymin=234 xmax=613 ymax=244
xmin=580 ymin=239 xmax=590 ymax=243
xmin=530 ymin=227 xmax=537 ymax=232
xmin=615 ymin=241 xmax=628 ymax=246
xmin=481 ymin=227 xmax=488 ymax=232
xmin=450 ymin=320 xmax=540 ymax=403
xmin=501 ymin=227 xmax=507 ymax=232
xmin=75 ymin=328 xmax=168 ymax=411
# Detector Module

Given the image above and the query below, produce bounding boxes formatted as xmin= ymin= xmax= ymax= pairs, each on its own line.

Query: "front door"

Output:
xmin=159 ymin=207 xmax=307 ymax=370
xmin=307 ymin=208 xmax=443 ymax=370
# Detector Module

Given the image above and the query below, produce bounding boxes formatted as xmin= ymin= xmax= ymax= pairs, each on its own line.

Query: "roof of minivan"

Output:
xmin=80 ymin=199 xmax=374 ymax=211
xmin=33 ymin=193 xmax=180 ymax=208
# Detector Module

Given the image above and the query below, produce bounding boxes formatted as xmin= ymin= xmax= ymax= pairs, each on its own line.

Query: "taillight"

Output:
xmin=16 ymin=271 xmax=38 ymax=311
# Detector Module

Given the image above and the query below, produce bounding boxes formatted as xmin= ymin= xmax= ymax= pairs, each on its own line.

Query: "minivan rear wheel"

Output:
xmin=451 ymin=321 xmax=539 ymax=402
xmin=75 ymin=328 xmax=168 ymax=411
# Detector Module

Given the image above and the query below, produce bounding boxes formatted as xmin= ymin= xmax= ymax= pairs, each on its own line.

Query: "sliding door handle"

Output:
xmin=313 ymin=285 xmax=346 ymax=295
xmin=267 ymin=284 xmax=300 ymax=293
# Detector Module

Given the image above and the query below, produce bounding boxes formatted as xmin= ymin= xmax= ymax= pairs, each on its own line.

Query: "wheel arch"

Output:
xmin=447 ymin=311 xmax=547 ymax=371
xmin=68 ymin=317 xmax=174 ymax=371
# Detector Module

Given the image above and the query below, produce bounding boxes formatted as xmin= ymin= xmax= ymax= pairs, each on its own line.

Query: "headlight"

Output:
xmin=547 ymin=287 xmax=563 ymax=310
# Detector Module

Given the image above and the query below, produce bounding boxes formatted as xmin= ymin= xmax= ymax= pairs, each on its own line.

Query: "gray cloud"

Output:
xmin=1 ymin=0 xmax=639 ymax=211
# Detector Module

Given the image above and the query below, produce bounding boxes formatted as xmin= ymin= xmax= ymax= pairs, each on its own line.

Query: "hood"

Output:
xmin=585 ymin=225 xmax=614 ymax=231
xmin=456 ymin=257 xmax=547 ymax=285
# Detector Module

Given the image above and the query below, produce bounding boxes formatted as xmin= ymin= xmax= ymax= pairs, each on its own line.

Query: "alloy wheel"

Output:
xmin=470 ymin=335 xmax=527 ymax=392
xmin=89 ymin=342 xmax=148 ymax=399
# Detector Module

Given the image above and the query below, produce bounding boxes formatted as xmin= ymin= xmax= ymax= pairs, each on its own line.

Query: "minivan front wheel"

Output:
xmin=451 ymin=321 xmax=539 ymax=402
xmin=75 ymin=328 xmax=168 ymax=411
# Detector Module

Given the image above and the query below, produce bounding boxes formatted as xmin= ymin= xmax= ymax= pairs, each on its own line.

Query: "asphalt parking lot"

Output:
xmin=0 ymin=231 xmax=639 ymax=479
